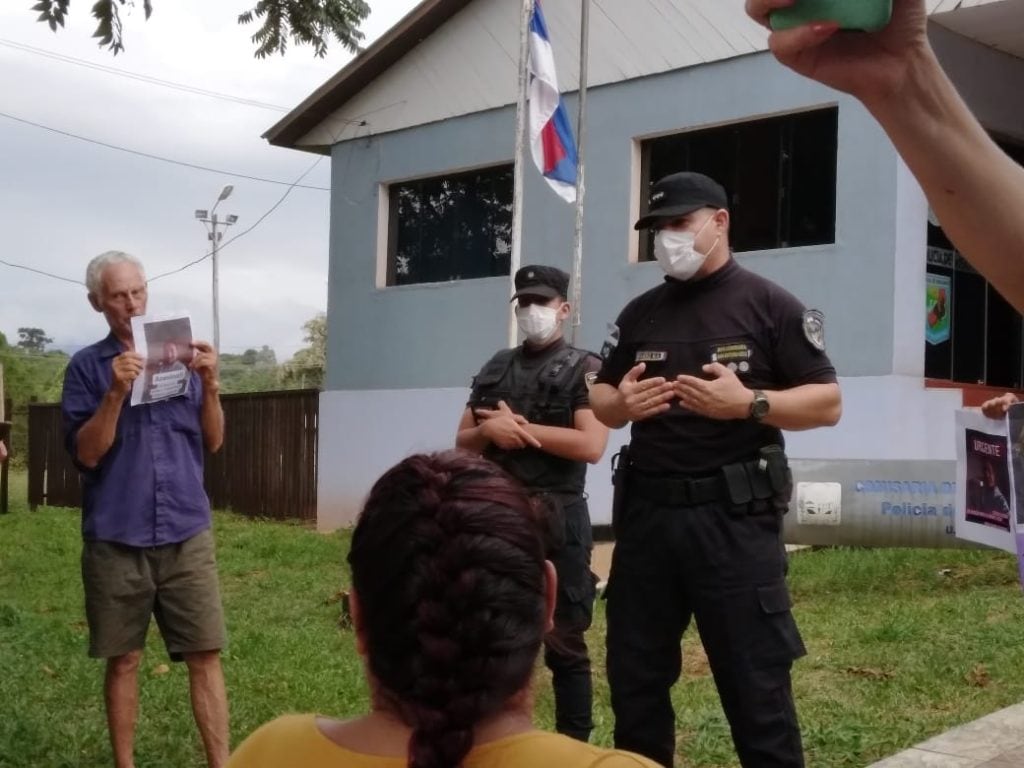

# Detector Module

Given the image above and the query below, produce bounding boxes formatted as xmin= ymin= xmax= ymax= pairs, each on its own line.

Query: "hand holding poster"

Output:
xmin=955 ymin=407 xmax=1024 ymax=591
xmin=1007 ymin=402 xmax=1024 ymax=589
xmin=129 ymin=314 xmax=193 ymax=406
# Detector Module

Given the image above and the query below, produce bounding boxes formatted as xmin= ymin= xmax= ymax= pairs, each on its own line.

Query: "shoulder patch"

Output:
xmin=803 ymin=309 xmax=826 ymax=352
xmin=599 ymin=323 xmax=620 ymax=361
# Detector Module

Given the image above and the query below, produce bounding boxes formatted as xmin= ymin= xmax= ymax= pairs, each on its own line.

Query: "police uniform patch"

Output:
xmin=803 ymin=309 xmax=826 ymax=352
xmin=599 ymin=323 xmax=619 ymax=361
xmin=635 ymin=350 xmax=667 ymax=363
xmin=710 ymin=342 xmax=752 ymax=365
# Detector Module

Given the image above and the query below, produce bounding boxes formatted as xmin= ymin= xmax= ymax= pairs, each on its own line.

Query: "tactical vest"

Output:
xmin=469 ymin=344 xmax=589 ymax=494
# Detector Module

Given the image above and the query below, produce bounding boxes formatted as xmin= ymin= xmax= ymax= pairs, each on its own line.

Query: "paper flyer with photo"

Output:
xmin=1006 ymin=402 xmax=1024 ymax=589
xmin=954 ymin=410 xmax=1015 ymax=554
xmin=130 ymin=314 xmax=193 ymax=406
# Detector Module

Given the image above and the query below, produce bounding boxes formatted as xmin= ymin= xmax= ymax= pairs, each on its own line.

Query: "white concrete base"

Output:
xmin=316 ymin=375 xmax=965 ymax=531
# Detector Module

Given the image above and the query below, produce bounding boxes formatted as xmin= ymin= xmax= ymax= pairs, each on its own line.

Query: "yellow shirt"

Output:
xmin=227 ymin=714 xmax=661 ymax=768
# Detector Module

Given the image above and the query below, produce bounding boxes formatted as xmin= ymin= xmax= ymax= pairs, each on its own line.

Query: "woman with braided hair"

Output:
xmin=227 ymin=450 xmax=658 ymax=768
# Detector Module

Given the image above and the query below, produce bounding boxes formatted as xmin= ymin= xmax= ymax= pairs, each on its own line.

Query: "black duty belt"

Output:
xmin=627 ymin=459 xmax=770 ymax=507
xmin=627 ymin=469 xmax=725 ymax=507
xmin=526 ymin=488 xmax=584 ymax=501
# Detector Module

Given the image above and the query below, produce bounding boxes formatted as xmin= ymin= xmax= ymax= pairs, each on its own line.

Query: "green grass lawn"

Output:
xmin=2 ymin=472 xmax=1024 ymax=767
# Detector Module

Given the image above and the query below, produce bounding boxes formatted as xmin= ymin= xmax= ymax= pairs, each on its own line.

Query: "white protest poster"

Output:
xmin=1006 ymin=402 xmax=1024 ymax=590
xmin=954 ymin=409 xmax=1015 ymax=554
xmin=130 ymin=314 xmax=193 ymax=406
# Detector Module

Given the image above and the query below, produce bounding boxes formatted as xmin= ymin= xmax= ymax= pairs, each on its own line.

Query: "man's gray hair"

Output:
xmin=85 ymin=251 xmax=145 ymax=295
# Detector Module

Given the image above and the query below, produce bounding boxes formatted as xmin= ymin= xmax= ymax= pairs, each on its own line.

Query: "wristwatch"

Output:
xmin=749 ymin=389 xmax=770 ymax=421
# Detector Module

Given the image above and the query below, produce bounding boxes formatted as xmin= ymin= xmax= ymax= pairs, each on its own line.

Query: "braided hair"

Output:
xmin=348 ymin=450 xmax=548 ymax=768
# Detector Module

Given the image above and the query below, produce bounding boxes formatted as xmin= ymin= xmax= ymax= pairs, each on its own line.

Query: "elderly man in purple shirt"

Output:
xmin=61 ymin=251 xmax=228 ymax=768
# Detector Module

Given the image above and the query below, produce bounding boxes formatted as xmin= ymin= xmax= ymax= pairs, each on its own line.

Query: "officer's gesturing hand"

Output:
xmin=110 ymin=352 xmax=144 ymax=397
xmin=475 ymin=400 xmax=543 ymax=450
xmin=674 ymin=363 xmax=752 ymax=420
xmin=617 ymin=363 xmax=675 ymax=422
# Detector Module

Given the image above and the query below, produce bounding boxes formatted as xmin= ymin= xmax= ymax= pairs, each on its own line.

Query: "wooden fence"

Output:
xmin=27 ymin=389 xmax=319 ymax=521
xmin=0 ymin=421 xmax=10 ymax=515
xmin=27 ymin=404 xmax=81 ymax=509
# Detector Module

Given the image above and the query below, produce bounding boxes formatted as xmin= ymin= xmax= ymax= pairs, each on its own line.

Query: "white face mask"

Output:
xmin=516 ymin=304 xmax=562 ymax=344
xmin=653 ymin=214 xmax=719 ymax=281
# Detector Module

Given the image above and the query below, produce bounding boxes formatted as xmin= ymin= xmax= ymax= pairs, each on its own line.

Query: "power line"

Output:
xmin=1 ymin=146 xmax=323 ymax=285
xmin=146 ymin=117 xmax=373 ymax=283
xmin=148 ymin=152 xmax=328 ymax=283
xmin=0 ymin=38 xmax=290 ymax=112
xmin=0 ymin=110 xmax=331 ymax=191
xmin=0 ymin=118 xmax=364 ymax=290
xmin=0 ymin=37 xmax=376 ymax=129
xmin=0 ymin=259 xmax=82 ymax=286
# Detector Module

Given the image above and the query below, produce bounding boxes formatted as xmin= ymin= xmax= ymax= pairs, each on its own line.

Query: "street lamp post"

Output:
xmin=194 ymin=185 xmax=238 ymax=353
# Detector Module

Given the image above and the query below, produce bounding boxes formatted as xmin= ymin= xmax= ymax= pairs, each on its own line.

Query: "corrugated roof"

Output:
xmin=265 ymin=0 xmax=1013 ymax=152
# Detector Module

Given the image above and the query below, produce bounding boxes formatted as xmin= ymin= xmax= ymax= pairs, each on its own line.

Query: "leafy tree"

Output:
xmin=255 ymin=345 xmax=278 ymax=366
xmin=283 ymin=313 xmax=326 ymax=390
xmin=0 ymin=344 xmax=70 ymax=466
xmin=32 ymin=0 xmax=370 ymax=57
xmin=16 ymin=328 xmax=53 ymax=354
xmin=219 ymin=346 xmax=282 ymax=394
xmin=392 ymin=167 xmax=513 ymax=285
xmin=235 ymin=345 xmax=278 ymax=367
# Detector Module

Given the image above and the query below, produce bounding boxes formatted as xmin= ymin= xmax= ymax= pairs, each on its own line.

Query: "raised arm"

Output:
xmin=747 ymin=0 xmax=1024 ymax=312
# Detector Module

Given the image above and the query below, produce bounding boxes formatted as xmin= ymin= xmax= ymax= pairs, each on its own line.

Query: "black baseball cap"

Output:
xmin=511 ymin=264 xmax=569 ymax=302
xmin=633 ymin=171 xmax=729 ymax=230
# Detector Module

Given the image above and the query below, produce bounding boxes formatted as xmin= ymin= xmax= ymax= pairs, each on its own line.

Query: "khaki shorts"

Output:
xmin=81 ymin=528 xmax=227 ymax=660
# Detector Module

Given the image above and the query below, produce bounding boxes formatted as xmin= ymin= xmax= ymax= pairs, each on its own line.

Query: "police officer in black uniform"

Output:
xmin=590 ymin=172 xmax=842 ymax=767
xmin=456 ymin=265 xmax=609 ymax=742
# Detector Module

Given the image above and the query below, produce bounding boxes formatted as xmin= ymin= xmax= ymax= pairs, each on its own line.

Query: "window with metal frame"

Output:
xmin=386 ymin=164 xmax=513 ymax=286
xmin=925 ymin=138 xmax=1024 ymax=388
xmin=637 ymin=107 xmax=838 ymax=260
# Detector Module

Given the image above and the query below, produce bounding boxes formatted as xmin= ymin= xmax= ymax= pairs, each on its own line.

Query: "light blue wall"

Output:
xmin=325 ymin=50 xmax=903 ymax=391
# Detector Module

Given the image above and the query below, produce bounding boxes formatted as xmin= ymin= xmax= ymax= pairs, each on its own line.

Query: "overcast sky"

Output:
xmin=0 ymin=0 xmax=419 ymax=359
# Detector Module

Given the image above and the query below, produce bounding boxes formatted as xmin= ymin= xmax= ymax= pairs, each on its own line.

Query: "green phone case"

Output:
xmin=769 ymin=0 xmax=893 ymax=32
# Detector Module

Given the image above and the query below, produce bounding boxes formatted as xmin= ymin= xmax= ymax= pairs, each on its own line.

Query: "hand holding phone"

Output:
xmin=770 ymin=0 xmax=893 ymax=32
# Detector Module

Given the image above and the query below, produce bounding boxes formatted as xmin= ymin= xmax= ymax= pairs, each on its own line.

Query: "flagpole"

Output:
xmin=569 ymin=0 xmax=590 ymax=346
xmin=509 ymin=0 xmax=534 ymax=348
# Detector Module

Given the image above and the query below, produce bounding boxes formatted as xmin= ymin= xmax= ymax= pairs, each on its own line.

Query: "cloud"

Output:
xmin=0 ymin=0 xmax=418 ymax=360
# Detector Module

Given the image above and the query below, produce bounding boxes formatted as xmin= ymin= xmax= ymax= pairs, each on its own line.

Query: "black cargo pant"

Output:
xmin=542 ymin=494 xmax=597 ymax=742
xmin=606 ymin=492 xmax=805 ymax=767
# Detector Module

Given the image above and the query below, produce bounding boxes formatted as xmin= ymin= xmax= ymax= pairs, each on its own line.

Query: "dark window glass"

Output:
xmin=638 ymin=108 xmax=838 ymax=259
xmin=387 ymin=165 xmax=513 ymax=286
xmin=926 ymin=137 xmax=1024 ymax=387
xmin=987 ymin=282 xmax=1022 ymax=388
xmin=953 ymin=267 xmax=986 ymax=384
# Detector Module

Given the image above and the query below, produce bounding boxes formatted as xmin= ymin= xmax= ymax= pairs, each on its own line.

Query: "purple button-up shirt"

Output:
xmin=61 ymin=333 xmax=211 ymax=547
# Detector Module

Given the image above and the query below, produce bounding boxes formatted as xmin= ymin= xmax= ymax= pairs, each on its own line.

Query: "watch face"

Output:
xmin=751 ymin=393 xmax=769 ymax=419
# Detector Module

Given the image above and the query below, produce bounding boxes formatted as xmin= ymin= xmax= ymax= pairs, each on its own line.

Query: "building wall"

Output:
xmin=315 ymin=378 xmax=965 ymax=530
xmin=326 ymin=51 xmax=904 ymax=392
xmin=316 ymin=32 xmax=1024 ymax=530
